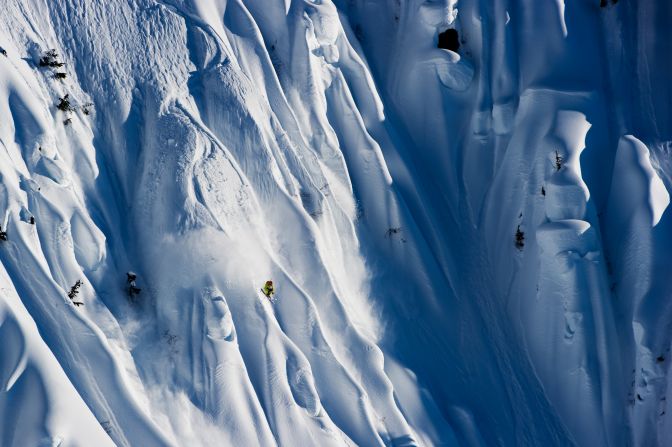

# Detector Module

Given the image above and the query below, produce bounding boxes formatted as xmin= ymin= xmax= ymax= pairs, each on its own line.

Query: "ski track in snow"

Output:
xmin=0 ymin=0 xmax=671 ymax=446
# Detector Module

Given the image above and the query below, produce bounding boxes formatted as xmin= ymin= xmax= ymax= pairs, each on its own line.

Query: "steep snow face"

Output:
xmin=0 ymin=0 xmax=671 ymax=446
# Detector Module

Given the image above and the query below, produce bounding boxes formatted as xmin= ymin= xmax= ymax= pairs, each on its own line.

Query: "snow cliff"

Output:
xmin=0 ymin=0 xmax=671 ymax=446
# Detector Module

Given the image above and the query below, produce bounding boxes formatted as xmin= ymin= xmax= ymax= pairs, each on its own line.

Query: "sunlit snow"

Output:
xmin=1 ymin=0 xmax=671 ymax=446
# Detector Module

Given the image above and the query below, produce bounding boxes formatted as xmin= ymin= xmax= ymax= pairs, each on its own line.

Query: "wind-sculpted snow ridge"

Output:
xmin=0 ymin=0 xmax=671 ymax=446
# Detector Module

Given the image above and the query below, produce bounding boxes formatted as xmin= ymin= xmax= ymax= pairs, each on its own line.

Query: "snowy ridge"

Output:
xmin=0 ymin=0 xmax=671 ymax=446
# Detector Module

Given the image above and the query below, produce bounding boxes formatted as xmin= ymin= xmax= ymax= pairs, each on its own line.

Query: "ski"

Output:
xmin=260 ymin=289 xmax=276 ymax=304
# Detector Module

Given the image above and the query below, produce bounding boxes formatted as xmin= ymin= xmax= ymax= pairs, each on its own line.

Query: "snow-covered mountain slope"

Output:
xmin=1 ymin=0 xmax=671 ymax=445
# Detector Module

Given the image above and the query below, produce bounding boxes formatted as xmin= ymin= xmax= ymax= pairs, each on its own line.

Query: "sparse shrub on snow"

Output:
xmin=57 ymin=94 xmax=72 ymax=112
xmin=515 ymin=225 xmax=525 ymax=250
xmin=385 ymin=227 xmax=407 ymax=243
xmin=554 ymin=150 xmax=563 ymax=171
xmin=39 ymin=50 xmax=71 ymax=84
xmin=68 ymin=280 xmax=84 ymax=306
xmin=39 ymin=49 xmax=65 ymax=68
xmin=163 ymin=330 xmax=179 ymax=355
xmin=163 ymin=330 xmax=178 ymax=345
xmin=81 ymin=102 xmax=94 ymax=115
xmin=68 ymin=280 xmax=82 ymax=298
xmin=126 ymin=272 xmax=141 ymax=301
xmin=385 ymin=227 xmax=401 ymax=237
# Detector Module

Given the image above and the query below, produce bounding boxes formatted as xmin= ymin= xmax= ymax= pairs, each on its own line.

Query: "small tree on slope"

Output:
xmin=39 ymin=49 xmax=65 ymax=68
xmin=126 ymin=272 xmax=141 ymax=301
xmin=554 ymin=150 xmax=563 ymax=171
xmin=57 ymin=94 xmax=72 ymax=112
xmin=515 ymin=226 xmax=525 ymax=250
xmin=68 ymin=280 xmax=84 ymax=306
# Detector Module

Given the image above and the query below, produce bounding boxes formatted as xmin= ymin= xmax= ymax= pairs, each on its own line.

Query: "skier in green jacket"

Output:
xmin=262 ymin=280 xmax=275 ymax=298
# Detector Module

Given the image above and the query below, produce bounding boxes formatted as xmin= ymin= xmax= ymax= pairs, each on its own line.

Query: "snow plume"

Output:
xmin=0 ymin=0 xmax=671 ymax=446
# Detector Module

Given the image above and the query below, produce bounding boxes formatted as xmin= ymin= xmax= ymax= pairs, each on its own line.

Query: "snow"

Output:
xmin=0 ymin=263 xmax=114 ymax=447
xmin=607 ymin=135 xmax=669 ymax=228
xmin=0 ymin=0 xmax=671 ymax=446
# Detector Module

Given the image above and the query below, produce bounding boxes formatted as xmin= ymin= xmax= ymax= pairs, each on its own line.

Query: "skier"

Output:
xmin=262 ymin=280 xmax=275 ymax=299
